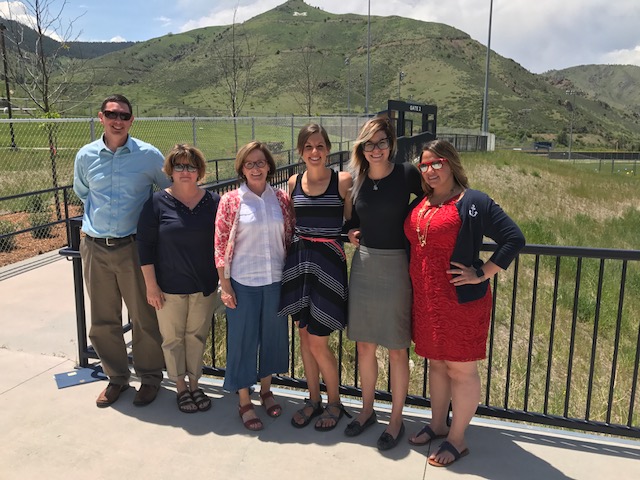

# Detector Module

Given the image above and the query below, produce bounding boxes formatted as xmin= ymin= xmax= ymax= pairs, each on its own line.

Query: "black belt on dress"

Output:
xmin=86 ymin=234 xmax=136 ymax=247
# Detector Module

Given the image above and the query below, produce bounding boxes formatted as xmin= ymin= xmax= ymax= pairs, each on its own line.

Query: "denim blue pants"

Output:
xmin=223 ymin=279 xmax=289 ymax=392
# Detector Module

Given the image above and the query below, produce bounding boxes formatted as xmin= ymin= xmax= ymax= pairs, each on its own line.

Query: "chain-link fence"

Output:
xmin=0 ymin=115 xmax=488 ymax=265
xmin=0 ymin=115 xmax=367 ymax=264
xmin=0 ymin=115 xmax=367 ymax=202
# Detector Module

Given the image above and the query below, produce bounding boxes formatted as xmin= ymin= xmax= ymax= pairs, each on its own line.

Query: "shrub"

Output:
xmin=0 ymin=220 xmax=17 ymax=252
xmin=26 ymin=194 xmax=46 ymax=213
xmin=29 ymin=211 xmax=53 ymax=239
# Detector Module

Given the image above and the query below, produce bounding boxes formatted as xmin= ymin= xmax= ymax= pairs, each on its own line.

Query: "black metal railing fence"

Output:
xmin=58 ymin=154 xmax=640 ymax=438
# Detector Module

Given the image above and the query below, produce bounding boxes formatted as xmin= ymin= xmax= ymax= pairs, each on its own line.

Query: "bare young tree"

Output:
xmin=3 ymin=0 xmax=91 ymax=220
xmin=4 ymin=0 xmax=90 ymax=115
xmin=288 ymin=46 xmax=324 ymax=116
xmin=210 ymin=9 xmax=258 ymax=151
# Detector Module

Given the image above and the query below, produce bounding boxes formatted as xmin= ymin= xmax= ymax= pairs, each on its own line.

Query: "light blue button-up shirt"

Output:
xmin=73 ymin=135 xmax=171 ymax=238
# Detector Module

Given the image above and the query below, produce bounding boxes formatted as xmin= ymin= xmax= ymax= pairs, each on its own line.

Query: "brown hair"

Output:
xmin=101 ymin=94 xmax=132 ymax=114
xmin=234 ymin=141 xmax=277 ymax=182
xmin=163 ymin=143 xmax=207 ymax=181
xmin=297 ymin=123 xmax=332 ymax=156
xmin=420 ymin=139 xmax=470 ymax=196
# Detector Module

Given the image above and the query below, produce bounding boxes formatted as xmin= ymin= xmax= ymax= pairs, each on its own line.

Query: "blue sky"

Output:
xmin=1 ymin=0 xmax=639 ymax=73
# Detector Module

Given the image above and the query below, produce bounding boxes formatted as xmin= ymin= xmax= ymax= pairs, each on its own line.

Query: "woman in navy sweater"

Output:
xmin=137 ymin=144 xmax=221 ymax=414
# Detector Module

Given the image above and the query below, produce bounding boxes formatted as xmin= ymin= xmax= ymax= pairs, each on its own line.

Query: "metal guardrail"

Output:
xmin=59 ymin=165 xmax=640 ymax=439
xmin=45 ymin=143 xmax=639 ymax=438
xmin=61 ymin=217 xmax=640 ymax=438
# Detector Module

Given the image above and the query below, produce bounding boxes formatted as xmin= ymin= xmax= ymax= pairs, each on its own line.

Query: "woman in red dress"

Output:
xmin=404 ymin=140 xmax=525 ymax=467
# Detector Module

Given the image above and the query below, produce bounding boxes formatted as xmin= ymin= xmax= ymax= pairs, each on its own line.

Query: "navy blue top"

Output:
xmin=137 ymin=189 xmax=221 ymax=296
xmin=292 ymin=170 xmax=344 ymax=240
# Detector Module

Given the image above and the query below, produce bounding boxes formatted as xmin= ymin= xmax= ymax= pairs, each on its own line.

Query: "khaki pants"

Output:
xmin=156 ymin=292 xmax=220 ymax=382
xmin=80 ymin=237 xmax=164 ymax=386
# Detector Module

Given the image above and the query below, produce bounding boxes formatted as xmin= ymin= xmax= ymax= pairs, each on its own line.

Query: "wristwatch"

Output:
xmin=475 ymin=267 xmax=485 ymax=280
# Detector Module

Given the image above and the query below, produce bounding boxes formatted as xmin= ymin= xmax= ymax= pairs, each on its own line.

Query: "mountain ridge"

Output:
xmin=3 ymin=0 xmax=640 ymax=149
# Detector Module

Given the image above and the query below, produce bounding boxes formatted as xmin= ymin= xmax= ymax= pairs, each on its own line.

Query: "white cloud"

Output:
xmin=602 ymin=46 xmax=640 ymax=67
xmin=110 ymin=36 xmax=127 ymax=43
xmin=178 ymin=0 xmax=281 ymax=32
xmin=154 ymin=16 xmax=172 ymax=28
xmin=0 ymin=0 xmax=63 ymax=41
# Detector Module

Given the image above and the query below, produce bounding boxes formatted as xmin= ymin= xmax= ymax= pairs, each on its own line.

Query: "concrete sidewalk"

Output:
xmin=1 ymin=251 xmax=640 ymax=480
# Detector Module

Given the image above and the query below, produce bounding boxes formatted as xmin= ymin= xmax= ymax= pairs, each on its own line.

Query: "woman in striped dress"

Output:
xmin=280 ymin=124 xmax=353 ymax=431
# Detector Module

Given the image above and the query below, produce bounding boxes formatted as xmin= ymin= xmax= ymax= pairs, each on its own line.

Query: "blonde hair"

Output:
xmin=348 ymin=116 xmax=397 ymax=202
xmin=420 ymin=139 xmax=469 ymax=196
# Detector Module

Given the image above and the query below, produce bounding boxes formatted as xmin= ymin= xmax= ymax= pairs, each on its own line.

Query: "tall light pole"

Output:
xmin=398 ymin=71 xmax=405 ymax=99
xmin=0 ymin=23 xmax=16 ymax=149
xmin=365 ymin=0 xmax=371 ymax=115
xmin=481 ymin=0 xmax=494 ymax=133
xmin=566 ymin=90 xmax=576 ymax=162
xmin=345 ymin=57 xmax=351 ymax=115
xmin=519 ymin=108 xmax=531 ymax=144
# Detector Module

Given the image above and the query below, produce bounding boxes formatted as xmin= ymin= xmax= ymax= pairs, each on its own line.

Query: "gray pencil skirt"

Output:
xmin=347 ymin=246 xmax=412 ymax=349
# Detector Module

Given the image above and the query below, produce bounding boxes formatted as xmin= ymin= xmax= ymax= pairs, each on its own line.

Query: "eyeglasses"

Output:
xmin=102 ymin=110 xmax=132 ymax=121
xmin=173 ymin=163 xmax=198 ymax=173
xmin=363 ymin=137 xmax=391 ymax=152
xmin=244 ymin=159 xmax=267 ymax=169
xmin=418 ymin=158 xmax=448 ymax=172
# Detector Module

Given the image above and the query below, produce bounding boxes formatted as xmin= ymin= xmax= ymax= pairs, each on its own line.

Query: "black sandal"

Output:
xmin=176 ymin=390 xmax=197 ymax=413
xmin=191 ymin=388 xmax=211 ymax=412
xmin=314 ymin=402 xmax=352 ymax=432
xmin=291 ymin=398 xmax=323 ymax=428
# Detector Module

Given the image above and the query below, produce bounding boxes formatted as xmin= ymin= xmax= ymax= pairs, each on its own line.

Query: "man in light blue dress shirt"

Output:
xmin=74 ymin=94 xmax=170 ymax=408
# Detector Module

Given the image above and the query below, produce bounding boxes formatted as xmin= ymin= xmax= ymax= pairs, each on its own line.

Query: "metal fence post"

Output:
xmin=89 ymin=118 xmax=96 ymax=142
xmin=192 ymin=117 xmax=197 ymax=146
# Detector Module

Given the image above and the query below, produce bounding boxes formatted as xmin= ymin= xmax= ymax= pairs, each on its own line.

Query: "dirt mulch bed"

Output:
xmin=0 ymin=206 xmax=83 ymax=268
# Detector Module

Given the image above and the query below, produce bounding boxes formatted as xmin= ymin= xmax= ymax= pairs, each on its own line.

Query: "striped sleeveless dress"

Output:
xmin=279 ymin=170 xmax=348 ymax=334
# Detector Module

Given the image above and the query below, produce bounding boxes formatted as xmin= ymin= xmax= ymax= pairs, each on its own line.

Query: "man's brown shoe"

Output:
xmin=96 ymin=383 xmax=129 ymax=408
xmin=133 ymin=384 xmax=160 ymax=406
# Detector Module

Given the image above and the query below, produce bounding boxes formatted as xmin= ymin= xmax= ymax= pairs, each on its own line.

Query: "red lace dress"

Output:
xmin=404 ymin=196 xmax=492 ymax=361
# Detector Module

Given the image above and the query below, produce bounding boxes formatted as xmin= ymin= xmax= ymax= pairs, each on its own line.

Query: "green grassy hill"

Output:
xmin=6 ymin=0 xmax=640 ymax=149
xmin=546 ymin=64 xmax=640 ymax=115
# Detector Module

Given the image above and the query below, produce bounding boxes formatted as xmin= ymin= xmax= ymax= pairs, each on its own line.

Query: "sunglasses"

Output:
xmin=363 ymin=137 xmax=391 ymax=152
xmin=244 ymin=159 xmax=267 ymax=169
xmin=418 ymin=158 xmax=448 ymax=172
xmin=173 ymin=163 xmax=198 ymax=173
xmin=102 ymin=110 xmax=132 ymax=121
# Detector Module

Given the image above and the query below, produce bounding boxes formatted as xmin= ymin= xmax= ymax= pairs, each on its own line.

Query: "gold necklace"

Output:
xmin=415 ymin=189 xmax=462 ymax=247
xmin=415 ymin=201 xmax=442 ymax=247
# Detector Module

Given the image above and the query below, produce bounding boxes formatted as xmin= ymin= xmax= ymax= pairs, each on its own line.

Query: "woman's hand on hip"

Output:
xmin=447 ymin=261 xmax=483 ymax=286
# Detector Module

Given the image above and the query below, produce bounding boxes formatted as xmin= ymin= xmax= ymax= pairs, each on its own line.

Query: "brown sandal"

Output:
xmin=238 ymin=403 xmax=264 ymax=431
xmin=176 ymin=390 xmax=197 ymax=413
xmin=260 ymin=391 xmax=282 ymax=418
xmin=191 ymin=388 xmax=211 ymax=412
